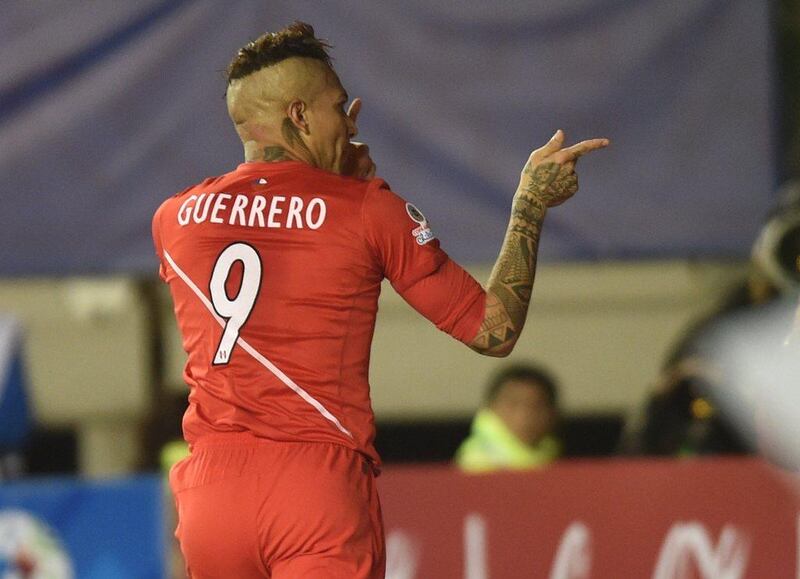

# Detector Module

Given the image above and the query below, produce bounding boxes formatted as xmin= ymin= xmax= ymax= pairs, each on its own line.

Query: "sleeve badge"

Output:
xmin=405 ymin=203 xmax=436 ymax=245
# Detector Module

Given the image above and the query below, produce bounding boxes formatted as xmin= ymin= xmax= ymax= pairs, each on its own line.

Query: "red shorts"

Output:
xmin=169 ymin=433 xmax=385 ymax=578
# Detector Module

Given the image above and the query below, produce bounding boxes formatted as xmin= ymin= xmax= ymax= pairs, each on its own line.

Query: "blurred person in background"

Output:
xmin=620 ymin=353 xmax=748 ymax=457
xmin=622 ymin=181 xmax=800 ymax=460
xmin=698 ymin=294 xmax=800 ymax=469
xmin=456 ymin=363 xmax=561 ymax=472
xmin=152 ymin=21 xmax=609 ymax=579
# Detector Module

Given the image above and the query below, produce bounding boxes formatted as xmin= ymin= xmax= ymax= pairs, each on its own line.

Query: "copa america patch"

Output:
xmin=405 ymin=203 xmax=436 ymax=245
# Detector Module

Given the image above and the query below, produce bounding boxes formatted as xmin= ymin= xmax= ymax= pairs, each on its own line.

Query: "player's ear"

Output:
xmin=287 ymin=99 xmax=310 ymax=135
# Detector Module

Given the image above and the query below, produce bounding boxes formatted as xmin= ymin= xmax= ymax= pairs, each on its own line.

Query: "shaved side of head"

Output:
xmin=226 ymin=57 xmax=333 ymax=140
xmin=225 ymin=22 xmax=355 ymax=172
xmin=225 ymin=22 xmax=335 ymax=148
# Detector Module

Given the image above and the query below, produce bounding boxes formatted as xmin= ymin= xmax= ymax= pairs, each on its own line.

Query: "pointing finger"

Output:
xmin=556 ymin=138 xmax=610 ymax=162
xmin=538 ymin=129 xmax=565 ymax=157
xmin=347 ymin=97 xmax=362 ymax=123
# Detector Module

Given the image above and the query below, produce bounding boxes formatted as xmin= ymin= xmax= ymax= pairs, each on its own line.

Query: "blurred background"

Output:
xmin=1 ymin=0 xmax=799 ymax=577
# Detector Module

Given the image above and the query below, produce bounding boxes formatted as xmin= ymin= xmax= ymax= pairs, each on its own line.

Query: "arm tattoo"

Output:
xmin=522 ymin=162 xmax=577 ymax=205
xmin=521 ymin=163 xmax=559 ymax=198
xmin=471 ymin=164 xmax=553 ymax=355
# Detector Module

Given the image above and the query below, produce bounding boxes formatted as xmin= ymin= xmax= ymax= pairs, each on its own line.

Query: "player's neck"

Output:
xmin=243 ymin=140 xmax=306 ymax=165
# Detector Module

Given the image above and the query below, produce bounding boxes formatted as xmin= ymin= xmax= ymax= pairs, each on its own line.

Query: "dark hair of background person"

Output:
xmin=226 ymin=21 xmax=332 ymax=84
xmin=485 ymin=364 xmax=559 ymax=408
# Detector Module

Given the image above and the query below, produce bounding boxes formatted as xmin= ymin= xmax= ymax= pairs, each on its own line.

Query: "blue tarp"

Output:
xmin=0 ymin=476 xmax=166 ymax=578
xmin=1 ymin=0 xmax=775 ymax=274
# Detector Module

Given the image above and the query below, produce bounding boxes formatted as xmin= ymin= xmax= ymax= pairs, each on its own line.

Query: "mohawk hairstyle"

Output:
xmin=226 ymin=21 xmax=332 ymax=84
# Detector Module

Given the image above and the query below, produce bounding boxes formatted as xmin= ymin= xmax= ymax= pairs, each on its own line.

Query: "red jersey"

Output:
xmin=153 ymin=161 xmax=485 ymax=465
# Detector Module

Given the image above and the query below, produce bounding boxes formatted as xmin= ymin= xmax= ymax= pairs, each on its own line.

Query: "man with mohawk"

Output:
xmin=153 ymin=21 xmax=608 ymax=578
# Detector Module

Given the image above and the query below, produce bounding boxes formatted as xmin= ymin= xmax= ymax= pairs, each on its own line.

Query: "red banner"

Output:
xmin=379 ymin=458 xmax=800 ymax=579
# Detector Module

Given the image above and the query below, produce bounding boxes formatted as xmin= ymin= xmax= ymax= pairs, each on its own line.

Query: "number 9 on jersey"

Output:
xmin=210 ymin=243 xmax=262 ymax=365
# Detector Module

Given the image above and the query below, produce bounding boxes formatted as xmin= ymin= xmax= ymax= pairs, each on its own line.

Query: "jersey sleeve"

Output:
xmin=362 ymin=179 xmax=486 ymax=344
xmin=399 ymin=259 xmax=486 ymax=344
xmin=361 ymin=179 xmax=448 ymax=292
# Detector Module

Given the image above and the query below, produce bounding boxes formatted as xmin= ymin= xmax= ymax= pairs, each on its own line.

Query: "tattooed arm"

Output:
xmin=470 ymin=130 xmax=609 ymax=356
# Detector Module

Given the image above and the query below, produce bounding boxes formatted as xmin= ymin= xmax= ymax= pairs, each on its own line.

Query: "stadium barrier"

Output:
xmin=1 ymin=458 xmax=796 ymax=578
xmin=380 ymin=458 xmax=800 ymax=579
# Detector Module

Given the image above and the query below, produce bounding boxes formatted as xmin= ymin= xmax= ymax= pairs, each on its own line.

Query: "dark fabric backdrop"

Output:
xmin=0 ymin=0 xmax=775 ymax=275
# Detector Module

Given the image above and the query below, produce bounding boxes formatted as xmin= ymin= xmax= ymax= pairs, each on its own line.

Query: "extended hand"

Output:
xmin=341 ymin=98 xmax=377 ymax=179
xmin=518 ymin=130 xmax=609 ymax=208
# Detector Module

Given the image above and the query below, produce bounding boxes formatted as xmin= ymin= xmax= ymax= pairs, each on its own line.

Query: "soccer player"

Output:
xmin=152 ymin=22 xmax=608 ymax=579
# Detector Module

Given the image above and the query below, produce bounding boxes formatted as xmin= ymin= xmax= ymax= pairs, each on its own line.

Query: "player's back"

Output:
xmin=153 ymin=161 xmax=386 ymax=463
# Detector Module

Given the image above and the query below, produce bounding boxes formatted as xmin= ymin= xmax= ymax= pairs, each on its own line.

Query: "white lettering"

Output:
xmin=267 ymin=196 xmax=286 ymax=228
xmin=248 ymin=195 xmax=267 ymax=227
xmin=193 ymin=193 xmax=215 ymax=223
xmin=286 ymin=197 xmax=304 ymax=229
xmin=177 ymin=195 xmax=197 ymax=226
xmin=653 ymin=522 xmax=749 ymax=579
xmin=229 ymin=195 xmax=248 ymax=226
xmin=464 ymin=513 xmax=487 ymax=579
xmin=178 ymin=193 xmax=324 ymax=229
xmin=210 ymin=193 xmax=231 ymax=224
xmin=306 ymin=198 xmax=327 ymax=229
xmin=385 ymin=528 xmax=421 ymax=579
xmin=550 ymin=522 xmax=591 ymax=579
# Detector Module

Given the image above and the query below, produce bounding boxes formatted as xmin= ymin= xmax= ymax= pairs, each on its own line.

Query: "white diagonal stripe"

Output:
xmin=163 ymin=250 xmax=352 ymax=438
